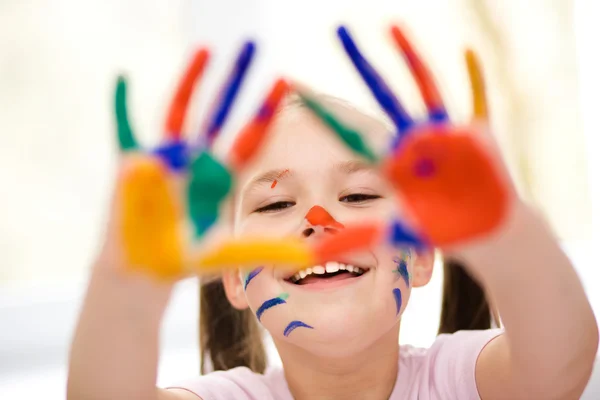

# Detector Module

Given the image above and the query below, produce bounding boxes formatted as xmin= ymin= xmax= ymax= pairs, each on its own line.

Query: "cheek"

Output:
xmin=376 ymin=248 xmax=413 ymax=318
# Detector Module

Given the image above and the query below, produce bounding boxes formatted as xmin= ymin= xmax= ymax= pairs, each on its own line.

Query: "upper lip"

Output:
xmin=281 ymin=257 xmax=373 ymax=281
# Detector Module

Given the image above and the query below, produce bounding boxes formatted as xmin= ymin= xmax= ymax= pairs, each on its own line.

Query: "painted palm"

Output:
xmin=297 ymin=24 xmax=512 ymax=249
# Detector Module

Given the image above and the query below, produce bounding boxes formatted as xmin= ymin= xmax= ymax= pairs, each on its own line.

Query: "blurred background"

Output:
xmin=1 ymin=0 xmax=599 ymax=398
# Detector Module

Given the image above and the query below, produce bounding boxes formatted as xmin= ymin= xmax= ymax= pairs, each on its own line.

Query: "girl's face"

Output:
xmin=223 ymin=102 xmax=433 ymax=358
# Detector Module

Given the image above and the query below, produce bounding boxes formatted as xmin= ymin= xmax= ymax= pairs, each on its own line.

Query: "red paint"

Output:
xmin=383 ymin=125 xmax=509 ymax=246
xmin=390 ymin=26 xmax=444 ymax=113
xmin=270 ymin=169 xmax=289 ymax=189
xmin=164 ymin=49 xmax=210 ymax=139
xmin=313 ymin=223 xmax=383 ymax=263
xmin=230 ymin=79 xmax=289 ymax=170
xmin=305 ymin=206 xmax=344 ymax=230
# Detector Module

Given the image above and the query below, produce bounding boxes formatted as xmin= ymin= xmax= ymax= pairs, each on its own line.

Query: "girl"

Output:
xmin=67 ymin=26 xmax=598 ymax=400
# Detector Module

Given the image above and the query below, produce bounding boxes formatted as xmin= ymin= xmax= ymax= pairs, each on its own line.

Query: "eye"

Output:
xmin=339 ymin=193 xmax=381 ymax=204
xmin=254 ymin=201 xmax=296 ymax=213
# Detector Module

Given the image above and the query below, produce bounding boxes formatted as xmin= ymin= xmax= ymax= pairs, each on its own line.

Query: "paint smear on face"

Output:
xmin=256 ymin=293 xmax=289 ymax=321
xmin=392 ymin=288 xmax=402 ymax=315
xmin=284 ymin=320 xmax=314 ymax=337
xmin=271 ymin=169 xmax=290 ymax=189
xmin=305 ymin=205 xmax=345 ymax=229
xmin=244 ymin=266 xmax=264 ymax=290
xmin=392 ymin=254 xmax=410 ymax=287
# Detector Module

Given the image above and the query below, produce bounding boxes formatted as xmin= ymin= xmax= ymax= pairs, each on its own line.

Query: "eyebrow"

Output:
xmin=241 ymin=160 xmax=376 ymax=197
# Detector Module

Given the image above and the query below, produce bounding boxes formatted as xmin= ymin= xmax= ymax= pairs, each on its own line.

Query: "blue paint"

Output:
xmin=283 ymin=320 xmax=314 ymax=337
xmin=393 ymin=288 xmax=402 ymax=315
xmin=204 ymin=41 xmax=256 ymax=146
xmin=256 ymin=295 xmax=287 ymax=321
xmin=390 ymin=219 xmax=426 ymax=248
xmin=393 ymin=255 xmax=410 ymax=287
xmin=244 ymin=266 xmax=264 ymax=290
xmin=153 ymin=140 xmax=189 ymax=171
xmin=429 ymin=107 xmax=449 ymax=123
xmin=336 ymin=26 xmax=413 ymax=136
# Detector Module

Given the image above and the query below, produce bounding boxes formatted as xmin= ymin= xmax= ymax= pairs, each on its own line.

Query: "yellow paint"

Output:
xmin=121 ymin=156 xmax=184 ymax=280
xmin=465 ymin=49 xmax=488 ymax=120
xmin=194 ymin=238 xmax=314 ymax=271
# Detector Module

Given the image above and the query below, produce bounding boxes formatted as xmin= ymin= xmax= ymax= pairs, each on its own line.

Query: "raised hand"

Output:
xmin=297 ymin=24 xmax=514 ymax=248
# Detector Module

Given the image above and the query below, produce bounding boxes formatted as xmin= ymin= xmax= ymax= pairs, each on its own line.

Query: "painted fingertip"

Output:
xmin=313 ymin=223 xmax=384 ymax=263
xmin=203 ymin=41 xmax=256 ymax=147
xmin=115 ymin=75 xmax=139 ymax=152
xmin=389 ymin=25 xmax=448 ymax=123
xmin=295 ymin=91 xmax=378 ymax=163
xmin=465 ymin=49 xmax=488 ymax=120
xmin=164 ymin=48 xmax=210 ymax=140
xmin=336 ymin=25 xmax=413 ymax=135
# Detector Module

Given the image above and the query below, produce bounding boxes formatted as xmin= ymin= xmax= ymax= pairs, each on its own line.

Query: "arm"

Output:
xmin=463 ymin=201 xmax=598 ymax=400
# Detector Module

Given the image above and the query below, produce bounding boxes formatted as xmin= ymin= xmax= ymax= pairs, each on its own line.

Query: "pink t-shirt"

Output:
xmin=169 ymin=329 xmax=503 ymax=400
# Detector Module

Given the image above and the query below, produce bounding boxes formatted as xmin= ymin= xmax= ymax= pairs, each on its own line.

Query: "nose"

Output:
xmin=302 ymin=205 xmax=345 ymax=238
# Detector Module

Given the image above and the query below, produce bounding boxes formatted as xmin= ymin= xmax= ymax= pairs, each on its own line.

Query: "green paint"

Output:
xmin=115 ymin=76 xmax=139 ymax=151
xmin=298 ymin=93 xmax=378 ymax=163
xmin=278 ymin=293 xmax=290 ymax=300
xmin=187 ymin=151 xmax=233 ymax=237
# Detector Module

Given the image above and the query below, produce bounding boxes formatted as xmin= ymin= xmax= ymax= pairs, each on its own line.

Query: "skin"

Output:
xmin=67 ymin=98 xmax=598 ymax=400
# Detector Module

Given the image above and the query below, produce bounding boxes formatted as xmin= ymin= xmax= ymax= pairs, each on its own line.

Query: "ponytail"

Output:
xmin=199 ymin=279 xmax=267 ymax=374
xmin=438 ymin=258 xmax=496 ymax=335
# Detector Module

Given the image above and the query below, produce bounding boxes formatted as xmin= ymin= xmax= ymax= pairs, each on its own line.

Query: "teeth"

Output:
xmin=325 ymin=261 xmax=339 ymax=273
xmin=288 ymin=262 xmax=367 ymax=283
xmin=312 ymin=265 xmax=325 ymax=274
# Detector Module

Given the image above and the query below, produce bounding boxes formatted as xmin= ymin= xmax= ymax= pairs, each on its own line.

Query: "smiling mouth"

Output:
xmin=285 ymin=261 xmax=369 ymax=285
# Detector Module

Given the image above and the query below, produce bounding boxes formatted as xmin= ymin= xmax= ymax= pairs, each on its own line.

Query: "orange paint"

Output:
xmin=313 ymin=223 xmax=383 ymax=263
xmin=383 ymin=126 xmax=509 ymax=245
xmin=305 ymin=205 xmax=345 ymax=230
xmin=270 ymin=169 xmax=290 ymax=189
xmin=121 ymin=156 xmax=184 ymax=280
xmin=390 ymin=25 xmax=444 ymax=113
xmin=230 ymin=79 xmax=289 ymax=170
xmin=164 ymin=49 xmax=210 ymax=139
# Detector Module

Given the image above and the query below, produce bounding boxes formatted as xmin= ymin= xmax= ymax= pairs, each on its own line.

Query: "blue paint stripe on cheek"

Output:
xmin=393 ymin=256 xmax=410 ymax=287
xmin=256 ymin=297 xmax=286 ymax=321
xmin=283 ymin=320 xmax=314 ymax=337
xmin=244 ymin=266 xmax=264 ymax=290
xmin=393 ymin=288 xmax=402 ymax=316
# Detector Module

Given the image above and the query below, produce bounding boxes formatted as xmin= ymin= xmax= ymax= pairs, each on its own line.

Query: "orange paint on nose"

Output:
xmin=305 ymin=206 xmax=345 ymax=229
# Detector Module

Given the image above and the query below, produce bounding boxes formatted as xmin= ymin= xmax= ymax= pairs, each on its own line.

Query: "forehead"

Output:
xmin=244 ymin=99 xmax=392 ymax=170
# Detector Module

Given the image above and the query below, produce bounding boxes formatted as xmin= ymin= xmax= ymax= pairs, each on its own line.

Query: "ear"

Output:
xmin=221 ymin=269 xmax=249 ymax=310
xmin=411 ymin=248 xmax=436 ymax=288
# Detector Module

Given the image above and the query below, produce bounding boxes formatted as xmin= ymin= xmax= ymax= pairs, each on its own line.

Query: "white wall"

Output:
xmin=1 ymin=0 xmax=598 ymax=398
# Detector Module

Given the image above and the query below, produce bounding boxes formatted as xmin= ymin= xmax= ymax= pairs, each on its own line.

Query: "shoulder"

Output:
xmin=394 ymin=329 xmax=504 ymax=400
xmin=165 ymin=366 xmax=291 ymax=400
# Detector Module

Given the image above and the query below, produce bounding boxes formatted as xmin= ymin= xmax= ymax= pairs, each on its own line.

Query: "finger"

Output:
xmin=294 ymin=85 xmax=378 ymax=163
xmin=336 ymin=26 xmax=413 ymax=135
xmin=388 ymin=219 xmax=426 ymax=249
xmin=465 ymin=49 xmax=488 ymax=120
xmin=390 ymin=25 xmax=448 ymax=122
xmin=115 ymin=76 xmax=140 ymax=152
xmin=164 ymin=48 xmax=210 ymax=140
xmin=120 ymin=155 xmax=185 ymax=280
xmin=187 ymin=151 xmax=233 ymax=237
xmin=228 ymin=78 xmax=289 ymax=170
xmin=202 ymin=41 xmax=256 ymax=148
xmin=312 ymin=223 xmax=384 ymax=263
xmin=192 ymin=237 xmax=315 ymax=271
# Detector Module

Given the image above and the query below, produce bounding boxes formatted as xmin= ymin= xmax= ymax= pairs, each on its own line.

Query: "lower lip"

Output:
xmin=285 ymin=271 xmax=369 ymax=291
